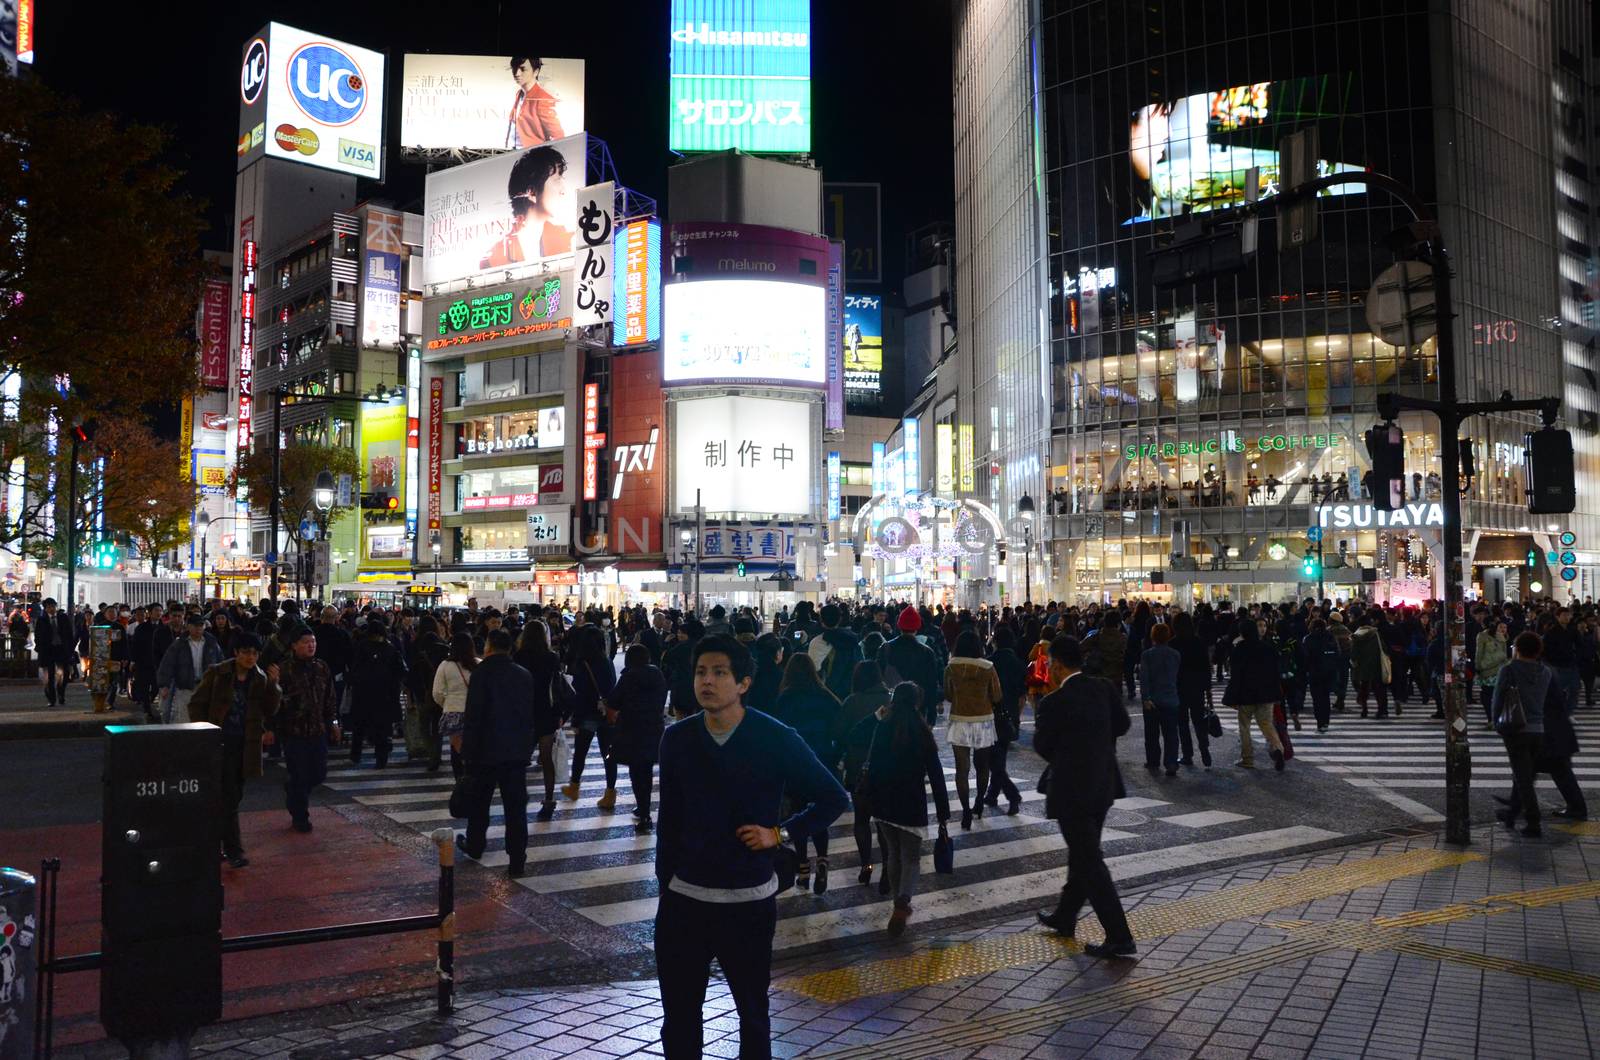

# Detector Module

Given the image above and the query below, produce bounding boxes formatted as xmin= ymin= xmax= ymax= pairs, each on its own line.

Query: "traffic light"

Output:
xmin=736 ymin=560 xmax=746 ymax=578
xmin=360 ymin=491 xmax=400 ymax=512
xmin=90 ymin=539 xmax=119 ymax=569
xmin=1301 ymin=552 xmax=1320 ymax=580
xmin=1363 ymin=422 xmax=1405 ymax=511
xmin=1525 ymin=427 xmax=1576 ymax=514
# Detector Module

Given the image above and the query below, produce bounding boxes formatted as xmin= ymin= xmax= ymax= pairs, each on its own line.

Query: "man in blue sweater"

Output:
xmin=655 ymin=633 xmax=849 ymax=1059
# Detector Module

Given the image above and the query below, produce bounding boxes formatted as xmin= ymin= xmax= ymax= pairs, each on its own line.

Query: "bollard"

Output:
xmin=431 ymin=829 xmax=455 ymax=1017
xmin=1 ymin=867 xmax=38 ymax=1060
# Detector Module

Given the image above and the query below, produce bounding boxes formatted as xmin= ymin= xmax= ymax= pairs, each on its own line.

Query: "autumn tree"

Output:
xmin=94 ymin=419 xmax=198 ymax=573
xmin=233 ymin=443 xmax=363 ymax=550
xmin=0 ymin=76 xmax=207 ymax=559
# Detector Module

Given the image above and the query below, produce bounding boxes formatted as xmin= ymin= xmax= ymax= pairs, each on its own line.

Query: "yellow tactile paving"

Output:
xmin=812 ymin=870 xmax=1600 ymax=1059
xmin=777 ymin=848 xmax=1479 ymax=1003
xmin=1557 ymin=820 xmax=1600 ymax=837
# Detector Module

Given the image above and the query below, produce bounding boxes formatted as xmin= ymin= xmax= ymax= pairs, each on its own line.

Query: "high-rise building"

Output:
xmin=954 ymin=0 xmax=1599 ymax=605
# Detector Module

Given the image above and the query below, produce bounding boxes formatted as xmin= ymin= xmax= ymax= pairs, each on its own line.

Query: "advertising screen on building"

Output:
xmin=843 ymin=293 xmax=882 ymax=392
xmin=400 ymin=54 xmax=584 ymax=153
xmin=664 ymin=280 xmax=825 ymax=387
xmin=668 ymin=0 xmax=811 ymax=154
xmin=422 ymin=133 xmax=587 ymax=287
xmin=362 ymin=207 xmax=403 ymax=348
xmin=200 ymin=278 xmax=230 ymax=388
xmin=361 ymin=399 xmax=408 ymax=564
xmin=237 ymin=22 xmax=387 ymax=179
xmin=1128 ymin=76 xmax=1358 ymax=223
xmin=673 ymin=394 xmax=813 ymax=517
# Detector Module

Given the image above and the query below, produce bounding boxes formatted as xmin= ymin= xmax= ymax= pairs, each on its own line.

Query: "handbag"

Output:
xmin=448 ymin=769 xmax=492 ymax=819
xmin=1035 ymin=763 xmax=1052 ymax=795
xmin=852 ymin=725 xmax=880 ymax=819
xmin=551 ymin=665 xmax=578 ymax=720
xmin=1494 ymin=670 xmax=1528 ymax=736
xmin=933 ymin=823 xmax=955 ymax=875
xmin=1380 ymin=649 xmax=1393 ymax=685
xmin=1203 ymin=708 xmax=1224 ymax=739
xmin=552 ymin=726 xmax=571 ymax=782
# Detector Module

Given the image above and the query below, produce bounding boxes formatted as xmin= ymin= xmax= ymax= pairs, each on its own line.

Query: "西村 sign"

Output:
xmin=669 ymin=0 xmax=811 ymax=154
xmin=424 ymin=275 xmax=571 ymax=353
xmin=1126 ymin=432 xmax=1346 ymax=462
xmin=1317 ymin=502 xmax=1444 ymax=529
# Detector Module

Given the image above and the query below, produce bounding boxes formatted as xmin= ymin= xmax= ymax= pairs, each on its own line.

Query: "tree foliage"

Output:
xmin=93 ymin=419 xmax=197 ymax=572
xmin=233 ymin=443 xmax=363 ymax=547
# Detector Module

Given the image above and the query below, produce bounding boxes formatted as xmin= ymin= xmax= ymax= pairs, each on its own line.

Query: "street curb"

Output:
xmin=0 ymin=712 xmax=142 ymax=741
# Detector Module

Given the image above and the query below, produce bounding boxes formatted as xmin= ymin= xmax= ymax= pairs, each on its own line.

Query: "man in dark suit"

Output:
xmin=33 ymin=597 xmax=76 ymax=706
xmin=1033 ymin=634 xmax=1136 ymax=958
xmin=456 ymin=629 xmax=536 ymax=878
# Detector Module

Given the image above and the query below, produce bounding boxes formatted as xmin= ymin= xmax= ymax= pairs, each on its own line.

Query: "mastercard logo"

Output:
xmin=273 ymin=124 xmax=320 ymax=156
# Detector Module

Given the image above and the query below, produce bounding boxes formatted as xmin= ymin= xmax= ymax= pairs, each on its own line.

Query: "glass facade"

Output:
xmin=1020 ymin=0 xmax=1597 ymax=604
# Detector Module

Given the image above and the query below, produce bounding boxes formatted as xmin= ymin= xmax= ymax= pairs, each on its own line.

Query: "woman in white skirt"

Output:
xmin=943 ymin=629 xmax=1001 ymax=830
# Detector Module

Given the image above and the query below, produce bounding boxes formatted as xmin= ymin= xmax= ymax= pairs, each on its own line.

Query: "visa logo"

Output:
xmin=338 ymin=139 xmax=377 ymax=170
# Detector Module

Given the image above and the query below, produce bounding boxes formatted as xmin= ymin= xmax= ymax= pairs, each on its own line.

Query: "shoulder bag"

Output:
xmin=852 ymin=724 xmax=880 ymax=819
xmin=550 ymin=662 xmax=578 ymax=720
xmin=1494 ymin=668 xmax=1528 ymax=737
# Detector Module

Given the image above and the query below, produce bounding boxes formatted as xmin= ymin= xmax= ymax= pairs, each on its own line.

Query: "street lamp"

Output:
xmin=1018 ymin=494 xmax=1036 ymax=606
xmin=430 ymin=532 xmax=442 ymax=588
xmin=313 ymin=469 xmax=335 ymax=513
xmin=196 ymin=512 xmax=210 ymax=604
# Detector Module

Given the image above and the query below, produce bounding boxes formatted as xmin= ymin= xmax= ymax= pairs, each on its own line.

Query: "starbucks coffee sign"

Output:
xmin=1126 ymin=432 xmax=1345 ymax=461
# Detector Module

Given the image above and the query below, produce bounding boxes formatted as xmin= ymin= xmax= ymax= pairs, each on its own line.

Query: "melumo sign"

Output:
xmin=1125 ymin=433 xmax=1345 ymax=461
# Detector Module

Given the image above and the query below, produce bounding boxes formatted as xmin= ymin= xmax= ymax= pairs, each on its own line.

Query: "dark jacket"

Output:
xmin=1138 ymin=644 xmax=1181 ymax=710
xmin=1493 ymin=658 xmax=1549 ymax=735
xmin=1541 ymin=672 xmax=1580 ymax=761
xmin=1083 ymin=626 xmax=1127 ymax=686
xmin=1034 ymin=672 xmax=1130 ymax=821
xmin=407 ymin=630 xmax=449 ymax=704
xmin=314 ymin=622 xmax=353 ymax=679
xmin=33 ymin=611 xmax=75 ymax=661
xmin=347 ymin=633 xmax=405 ymax=725
xmin=611 ymin=662 xmax=669 ymax=765
xmin=662 ymin=636 xmax=699 ymax=717
xmin=988 ymin=647 xmax=1028 ymax=741
xmin=155 ymin=633 xmax=224 ymax=691
xmin=655 ymin=709 xmax=849 ymax=890
xmin=1300 ymin=629 xmax=1341 ymax=685
xmin=572 ymin=653 xmax=617 ymax=726
xmin=1222 ymin=638 xmax=1283 ymax=706
xmin=189 ymin=660 xmax=280 ymax=779
xmin=833 ymin=687 xmax=890 ymax=785
xmin=274 ymin=655 xmax=337 ymax=740
xmin=1172 ymin=633 xmax=1211 ymax=703
xmin=879 ymin=633 xmax=941 ymax=709
xmin=461 ymin=653 xmax=536 ymax=766
xmin=513 ymin=646 xmax=563 ymax=738
xmin=775 ymin=684 xmax=842 ymax=772
xmin=859 ymin=716 xmax=951 ymax=829
xmin=811 ymin=627 xmax=863 ymax=702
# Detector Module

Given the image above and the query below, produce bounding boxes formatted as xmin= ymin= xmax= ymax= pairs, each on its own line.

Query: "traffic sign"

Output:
xmin=1561 ymin=551 xmax=1577 ymax=566
xmin=1306 ymin=527 xmax=1323 ymax=543
xmin=1561 ymin=567 xmax=1579 ymax=582
xmin=1561 ymin=530 xmax=1577 ymax=548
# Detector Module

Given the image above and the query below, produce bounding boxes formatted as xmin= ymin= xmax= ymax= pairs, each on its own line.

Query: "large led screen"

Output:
xmin=237 ymin=23 xmax=387 ymax=179
xmin=422 ymin=133 xmax=587 ymax=287
xmin=664 ymin=279 xmax=825 ymax=387
xmin=401 ymin=54 xmax=585 ymax=153
xmin=843 ymin=293 xmax=882 ymax=392
xmin=1128 ymin=78 xmax=1360 ymax=224
xmin=669 ymin=0 xmax=811 ymax=153
xmin=673 ymin=394 xmax=812 ymax=517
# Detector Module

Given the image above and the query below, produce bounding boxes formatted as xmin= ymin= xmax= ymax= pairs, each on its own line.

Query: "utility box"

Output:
xmin=100 ymin=724 xmax=223 ymax=1043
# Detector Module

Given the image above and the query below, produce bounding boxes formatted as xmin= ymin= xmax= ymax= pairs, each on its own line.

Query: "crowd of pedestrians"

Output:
xmin=15 ymin=589 xmax=1598 ymax=1058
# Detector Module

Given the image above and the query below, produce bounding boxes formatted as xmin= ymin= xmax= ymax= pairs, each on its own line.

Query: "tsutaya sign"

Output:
xmin=1318 ymin=502 xmax=1444 ymax=529
xmin=1126 ymin=432 xmax=1346 ymax=461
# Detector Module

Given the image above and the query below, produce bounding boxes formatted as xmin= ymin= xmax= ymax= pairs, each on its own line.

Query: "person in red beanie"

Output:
xmin=879 ymin=606 xmax=942 ymax=726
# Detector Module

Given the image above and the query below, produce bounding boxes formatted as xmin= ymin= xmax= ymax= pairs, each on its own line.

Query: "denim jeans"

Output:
xmin=282 ymin=734 xmax=329 ymax=826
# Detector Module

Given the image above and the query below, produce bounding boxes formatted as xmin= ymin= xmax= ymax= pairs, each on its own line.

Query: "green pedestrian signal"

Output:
xmin=1301 ymin=553 xmax=1320 ymax=579
xmin=736 ymin=560 xmax=746 ymax=578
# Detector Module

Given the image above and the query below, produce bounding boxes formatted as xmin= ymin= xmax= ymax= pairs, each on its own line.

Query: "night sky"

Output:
xmin=32 ymin=0 xmax=953 ymax=293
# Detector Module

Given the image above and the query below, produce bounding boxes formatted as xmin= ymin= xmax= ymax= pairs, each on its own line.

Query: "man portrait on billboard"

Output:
xmin=0 ymin=0 xmax=16 ymax=78
xmin=479 ymin=146 xmax=576 ymax=269
xmin=505 ymin=55 xmax=566 ymax=148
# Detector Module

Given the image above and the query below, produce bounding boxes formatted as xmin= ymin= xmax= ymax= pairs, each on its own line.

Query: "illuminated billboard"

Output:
xmin=673 ymin=394 xmax=813 ymax=517
xmin=843 ymin=293 xmax=882 ymax=392
xmin=668 ymin=0 xmax=811 ymax=154
xmin=664 ymin=280 xmax=825 ymax=387
xmin=401 ymin=54 xmax=585 ymax=153
xmin=422 ymin=273 xmax=571 ymax=354
xmin=422 ymin=132 xmax=587 ymax=287
xmin=614 ymin=218 xmax=661 ymax=346
xmin=237 ymin=22 xmax=387 ymax=179
xmin=1128 ymin=77 xmax=1359 ymax=223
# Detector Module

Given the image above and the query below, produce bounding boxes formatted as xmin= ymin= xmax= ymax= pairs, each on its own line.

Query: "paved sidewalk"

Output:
xmin=60 ymin=817 xmax=1599 ymax=1059
xmin=0 ymin=680 xmax=142 ymax=739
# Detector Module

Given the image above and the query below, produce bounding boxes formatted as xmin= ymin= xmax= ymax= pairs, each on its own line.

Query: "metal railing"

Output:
xmin=32 ymin=828 xmax=457 ymax=1059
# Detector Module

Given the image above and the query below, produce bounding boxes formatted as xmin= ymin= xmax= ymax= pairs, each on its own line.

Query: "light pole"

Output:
xmin=1018 ymin=494 xmax=1036 ymax=606
xmin=430 ymin=532 xmax=442 ymax=588
xmin=197 ymin=511 xmax=209 ymax=605
xmin=679 ymin=528 xmax=694 ymax=614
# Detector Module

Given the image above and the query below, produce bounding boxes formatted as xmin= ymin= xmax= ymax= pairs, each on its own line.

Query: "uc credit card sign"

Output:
xmin=238 ymin=22 xmax=386 ymax=179
xmin=668 ymin=0 xmax=811 ymax=153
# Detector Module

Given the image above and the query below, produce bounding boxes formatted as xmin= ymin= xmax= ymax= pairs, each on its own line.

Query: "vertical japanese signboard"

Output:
xmin=902 ymin=418 xmax=919 ymax=498
xmin=237 ymin=230 xmax=257 ymax=459
xmin=935 ymin=423 xmax=954 ymax=495
xmin=615 ymin=218 xmax=661 ymax=346
xmin=871 ymin=441 xmax=886 ymax=496
xmin=427 ymin=377 xmax=443 ymax=531
xmin=180 ymin=397 xmax=194 ymax=482
xmin=827 ymin=451 xmax=841 ymax=521
xmin=362 ymin=207 xmax=403 ymax=348
xmin=582 ymin=382 xmax=600 ymax=501
xmin=405 ymin=349 xmax=421 ymax=539
xmin=574 ymin=182 xmax=614 ymax=328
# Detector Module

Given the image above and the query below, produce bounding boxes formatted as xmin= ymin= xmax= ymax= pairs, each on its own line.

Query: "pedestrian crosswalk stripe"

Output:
xmin=1162 ymin=810 xmax=1251 ymax=828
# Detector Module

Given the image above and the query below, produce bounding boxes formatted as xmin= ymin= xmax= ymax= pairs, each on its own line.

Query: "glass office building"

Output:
xmin=956 ymin=0 xmax=1600 ymax=605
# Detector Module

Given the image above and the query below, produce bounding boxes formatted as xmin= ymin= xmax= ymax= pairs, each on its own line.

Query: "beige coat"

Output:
xmin=943 ymin=656 xmax=1000 ymax=723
